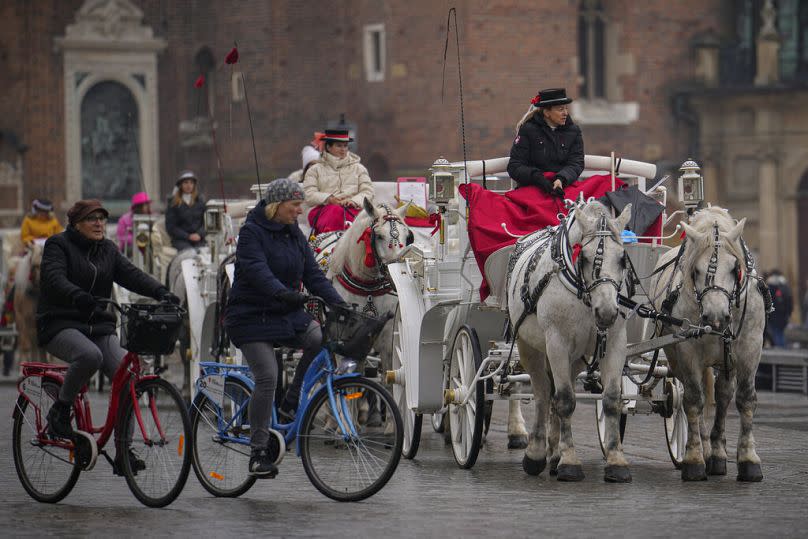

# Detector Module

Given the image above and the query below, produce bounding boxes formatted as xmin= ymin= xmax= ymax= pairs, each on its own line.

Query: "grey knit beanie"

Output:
xmin=264 ymin=178 xmax=305 ymax=203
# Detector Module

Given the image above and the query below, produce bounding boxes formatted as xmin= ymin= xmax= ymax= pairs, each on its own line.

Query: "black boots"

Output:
xmin=46 ymin=400 xmax=74 ymax=440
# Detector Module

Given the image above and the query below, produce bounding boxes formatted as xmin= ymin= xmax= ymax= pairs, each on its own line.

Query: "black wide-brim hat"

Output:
xmin=532 ymin=88 xmax=573 ymax=107
xmin=323 ymin=128 xmax=354 ymax=143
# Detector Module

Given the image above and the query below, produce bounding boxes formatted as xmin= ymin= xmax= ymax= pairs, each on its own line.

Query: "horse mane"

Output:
xmin=575 ymin=200 xmax=623 ymax=239
xmin=327 ymin=210 xmax=374 ymax=276
xmin=16 ymin=243 xmax=45 ymax=289
xmin=680 ymin=206 xmax=746 ymax=289
xmin=14 ymin=252 xmax=31 ymax=288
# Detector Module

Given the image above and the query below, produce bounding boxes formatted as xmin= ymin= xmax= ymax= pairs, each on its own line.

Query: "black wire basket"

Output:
xmin=323 ymin=303 xmax=391 ymax=361
xmin=120 ymin=303 xmax=185 ymax=356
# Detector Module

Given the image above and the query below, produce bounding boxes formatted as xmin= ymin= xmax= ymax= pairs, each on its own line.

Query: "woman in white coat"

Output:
xmin=302 ymin=129 xmax=374 ymax=235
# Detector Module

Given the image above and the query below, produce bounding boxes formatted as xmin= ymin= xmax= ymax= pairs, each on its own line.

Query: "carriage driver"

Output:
xmin=507 ymin=88 xmax=585 ymax=198
xmin=38 ymin=199 xmax=180 ymax=472
xmin=225 ymin=178 xmax=347 ymax=478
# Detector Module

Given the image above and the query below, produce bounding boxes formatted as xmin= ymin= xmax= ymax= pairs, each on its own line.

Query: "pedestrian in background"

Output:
xmin=116 ymin=191 xmax=153 ymax=253
xmin=20 ymin=198 xmax=63 ymax=248
xmin=166 ymin=170 xmax=206 ymax=251
xmin=766 ymin=269 xmax=793 ymax=347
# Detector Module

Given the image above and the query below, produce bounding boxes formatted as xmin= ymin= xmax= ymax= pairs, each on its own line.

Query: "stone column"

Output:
xmin=758 ymin=157 xmax=779 ymax=267
xmin=700 ymin=155 xmax=719 ymax=205
xmin=755 ymin=0 xmax=780 ymax=86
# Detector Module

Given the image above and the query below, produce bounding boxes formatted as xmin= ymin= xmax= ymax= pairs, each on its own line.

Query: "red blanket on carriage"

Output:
xmin=458 ymin=174 xmax=662 ymax=301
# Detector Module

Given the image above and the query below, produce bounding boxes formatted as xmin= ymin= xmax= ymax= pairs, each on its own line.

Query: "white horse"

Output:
xmin=650 ymin=206 xmax=766 ymax=482
xmin=508 ymin=200 xmax=633 ymax=482
xmin=327 ymin=198 xmax=413 ymax=371
xmin=13 ymin=242 xmax=46 ymax=363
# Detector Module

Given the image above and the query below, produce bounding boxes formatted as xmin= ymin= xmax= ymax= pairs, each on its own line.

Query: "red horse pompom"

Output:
xmin=194 ymin=74 xmax=205 ymax=88
xmin=225 ymin=47 xmax=239 ymax=65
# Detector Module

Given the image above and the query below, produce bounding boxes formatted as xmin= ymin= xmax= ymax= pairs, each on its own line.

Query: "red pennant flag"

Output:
xmin=225 ymin=46 xmax=239 ymax=65
xmin=194 ymin=74 xmax=205 ymax=88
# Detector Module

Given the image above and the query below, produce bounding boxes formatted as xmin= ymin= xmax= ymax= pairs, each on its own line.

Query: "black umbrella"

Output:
xmin=599 ymin=184 xmax=664 ymax=236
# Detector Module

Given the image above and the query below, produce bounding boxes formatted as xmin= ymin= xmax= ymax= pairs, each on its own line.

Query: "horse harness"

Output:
xmin=658 ymin=221 xmax=773 ymax=379
xmin=336 ymin=204 xmax=412 ymax=317
xmin=508 ymin=209 xmax=630 ymax=370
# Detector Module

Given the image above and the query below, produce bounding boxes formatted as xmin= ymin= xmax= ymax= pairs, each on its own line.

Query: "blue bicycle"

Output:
xmin=190 ymin=299 xmax=403 ymax=501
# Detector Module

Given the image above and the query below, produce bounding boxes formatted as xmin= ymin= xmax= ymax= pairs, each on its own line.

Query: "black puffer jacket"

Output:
xmin=507 ymin=114 xmax=584 ymax=192
xmin=36 ymin=226 xmax=169 ymax=345
xmin=165 ymin=196 xmax=206 ymax=250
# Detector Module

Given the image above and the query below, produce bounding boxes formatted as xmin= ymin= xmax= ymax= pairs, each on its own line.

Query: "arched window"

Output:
xmin=578 ymin=0 xmax=606 ymax=99
xmin=80 ymin=81 xmax=140 ymax=211
xmin=191 ymin=47 xmax=216 ymax=118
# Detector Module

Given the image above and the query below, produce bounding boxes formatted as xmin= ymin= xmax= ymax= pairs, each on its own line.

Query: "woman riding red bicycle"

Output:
xmin=37 ymin=199 xmax=179 ymax=471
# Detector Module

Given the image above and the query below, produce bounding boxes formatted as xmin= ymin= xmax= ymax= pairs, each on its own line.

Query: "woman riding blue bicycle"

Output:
xmin=225 ymin=178 xmax=346 ymax=478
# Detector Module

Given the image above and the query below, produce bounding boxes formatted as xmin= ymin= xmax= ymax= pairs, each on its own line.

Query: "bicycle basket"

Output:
xmin=120 ymin=303 xmax=184 ymax=356
xmin=323 ymin=304 xmax=390 ymax=361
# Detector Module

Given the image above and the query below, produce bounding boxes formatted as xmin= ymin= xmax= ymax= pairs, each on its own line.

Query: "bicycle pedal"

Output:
xmin=73 ymin=430 xmax=98 ymax=471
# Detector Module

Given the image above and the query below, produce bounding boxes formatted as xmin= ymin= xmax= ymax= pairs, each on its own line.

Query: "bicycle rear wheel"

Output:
xmin=12 ymin=379 xmax=81 ymax=503
xmin=191 ymin=377 xmax=256 ymax=497
xmin=299 ymin=377 xmax=403 ymax=502
xmin=117 ymin=378 xmax=192 ymax=508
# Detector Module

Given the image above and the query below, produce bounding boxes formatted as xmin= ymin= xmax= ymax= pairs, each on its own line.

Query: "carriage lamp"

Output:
xmin=677 ymin=158 xmax=704 ymax=209
xmin=204 ymin=202 xmax=225 ymax=234
xmin=428 ymin=157 xmax=458 ymax=205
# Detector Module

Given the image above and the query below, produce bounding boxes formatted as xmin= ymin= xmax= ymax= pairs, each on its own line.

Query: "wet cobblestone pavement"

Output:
xmin=1 ymin=379 xmax=806 ymax=538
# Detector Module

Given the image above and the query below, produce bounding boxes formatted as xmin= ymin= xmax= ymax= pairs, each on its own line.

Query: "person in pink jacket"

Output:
xmin=116 ymin=191 xmax=153 ymax=253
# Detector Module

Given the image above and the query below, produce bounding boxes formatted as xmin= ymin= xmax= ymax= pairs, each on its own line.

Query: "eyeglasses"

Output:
xmin=83 ymin=214 xmax=108 ymax=223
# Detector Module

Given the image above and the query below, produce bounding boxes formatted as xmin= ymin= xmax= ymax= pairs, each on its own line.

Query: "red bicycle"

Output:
xmin=12 ymin=301 xmax=192 ymax=508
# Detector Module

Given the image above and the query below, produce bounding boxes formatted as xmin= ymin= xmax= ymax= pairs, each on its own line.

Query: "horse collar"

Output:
xmin=336 ymin=265 xmax=393 ymax=297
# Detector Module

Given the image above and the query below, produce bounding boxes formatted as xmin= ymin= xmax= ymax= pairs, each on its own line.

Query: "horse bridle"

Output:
xmin=692 ymin=222 xmax=744 ymax=315
xmin=366 ymin=204 xmax=414 ymax=270
xmin=574 ymin=213 xmax=628 ymax=307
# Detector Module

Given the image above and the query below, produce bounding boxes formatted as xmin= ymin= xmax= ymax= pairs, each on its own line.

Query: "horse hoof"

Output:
xmin=556 ymin=464 xmax=585 ymax=482
xmin=522 ymin=455 xmax=546 ymax=476
xmin=549 ymin=456 xmax=560 ymax=476
xmin=680 ymin=462 xmax=707 ymax=481
xmin=604 ymin=465 xmax=632 ymax=483
xmin=737 ymin=462 xmax=763 ymax=482
xmin=508 ymin=434 xmax=528 ymax=450
xmin=706 ymin=456 xmax=727 ymax=476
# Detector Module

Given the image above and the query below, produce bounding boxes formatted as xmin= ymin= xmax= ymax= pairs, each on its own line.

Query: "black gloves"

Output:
xmin=159 ymin=291 xmax=181 ymax=305
xmin=276 ymin=290 xmax=307 ymax=309
xmin=552 ymin=186 xmax=565 ymax=198
xmin=74 ymin=291 xmax=97 ymax=312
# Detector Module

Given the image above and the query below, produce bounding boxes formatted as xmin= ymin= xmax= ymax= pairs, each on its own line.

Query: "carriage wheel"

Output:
xmin=448 ymin=325 xmax=485 ymax=469
xmin=663 ymin=377 xmax=687 ymax=469
xmin=390 ymin=306 xmax=422 ymax=459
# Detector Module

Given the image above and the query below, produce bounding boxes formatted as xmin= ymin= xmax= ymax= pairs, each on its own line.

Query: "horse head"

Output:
xmin=360 ymin=198 xmax=413 ymax=267
xmin=680 ymin=208 xmax=746 ymax=333
xmin=327 ymin=198 xmax=413 ymax=279
xmin=570 ymin=201 xmax=632 ymax=329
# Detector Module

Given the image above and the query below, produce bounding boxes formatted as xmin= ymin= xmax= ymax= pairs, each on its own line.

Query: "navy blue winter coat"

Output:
xmin=225 ymin=200 xmax=344 ymax=346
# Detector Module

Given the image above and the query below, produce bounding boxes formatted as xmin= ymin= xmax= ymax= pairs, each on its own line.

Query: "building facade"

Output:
xmin=1 ymin=0 xmax=806 ymax=315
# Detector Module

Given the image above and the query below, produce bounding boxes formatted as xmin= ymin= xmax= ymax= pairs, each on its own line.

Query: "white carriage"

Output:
xmin=385 ymin=153 xmax=708 ymax=467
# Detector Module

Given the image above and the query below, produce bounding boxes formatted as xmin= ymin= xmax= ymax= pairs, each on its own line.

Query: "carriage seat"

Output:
xmin=483 ymin=245 xmax=515 ymax=310
xmin=297 ymin=181 xmax=417 ymax=238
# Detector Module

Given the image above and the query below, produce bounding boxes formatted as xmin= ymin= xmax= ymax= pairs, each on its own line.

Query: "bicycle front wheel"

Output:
xmin=117 ymin=378 xmax=192 ymax=508
xmin=191 ymin=377 xmax=256 ymax=497
xmin=299 ymin=377 xmax=403 ymax=502
xmin=12 ymin=379 xmax=81 ymax=503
